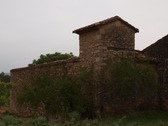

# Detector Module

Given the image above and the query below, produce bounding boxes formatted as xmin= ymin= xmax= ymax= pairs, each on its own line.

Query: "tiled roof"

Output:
xmin=73 ymin=16 xmax=139 ymax=34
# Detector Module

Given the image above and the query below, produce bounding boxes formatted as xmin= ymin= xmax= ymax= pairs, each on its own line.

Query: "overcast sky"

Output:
xmin=0 ymin=0 xmax=168 ymax=72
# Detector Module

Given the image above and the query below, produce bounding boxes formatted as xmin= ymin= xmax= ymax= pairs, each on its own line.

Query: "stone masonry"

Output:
xmin=10 ymin=16 xmax=168 ymax=116
xmin=142 ymin=35 xmax=168 ymax=106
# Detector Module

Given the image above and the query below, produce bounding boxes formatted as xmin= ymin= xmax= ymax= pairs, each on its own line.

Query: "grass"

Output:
xmin=100 ymin=110 xmax=168 ymax=126
xmin=0 ymin=110 xmax=168 ymax=126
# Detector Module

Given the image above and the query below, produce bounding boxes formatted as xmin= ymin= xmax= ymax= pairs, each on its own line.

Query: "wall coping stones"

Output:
xmin=10 ymin=58 xmax=80 ymax=72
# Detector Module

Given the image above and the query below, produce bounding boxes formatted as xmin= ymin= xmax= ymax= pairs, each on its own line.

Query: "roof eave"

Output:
xmin=73 ymin=16 xmax=139 ymax=34
xmin=73 ymin=26 xmax=139 ymax=35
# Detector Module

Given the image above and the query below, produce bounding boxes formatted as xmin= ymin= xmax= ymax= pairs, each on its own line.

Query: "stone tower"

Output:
xmin=73 ymin=16 xmax=139 ymax=67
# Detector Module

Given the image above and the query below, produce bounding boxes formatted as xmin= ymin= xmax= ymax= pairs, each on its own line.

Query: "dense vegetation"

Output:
xmin=0 ymin=72 xmax=10 ymax=83
xmin=17 ymin=56 xmax=160 ymax=120
xmin=1 ymin=111 xmax=168 ymax=126
xmin=0 ymin=82 xmax=12 ymax=106
xmin=100 ymin=57 xmax=159 ymax=111
xmin=17 ymin=69 xmax=94 ymax=119
xmin=28 ymin=52 xmax=76 ymax=66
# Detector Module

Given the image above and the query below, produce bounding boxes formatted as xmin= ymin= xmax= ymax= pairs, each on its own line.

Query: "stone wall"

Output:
xmin=93 ymin=48 xmax=150 ymax=114
xmin=11 ymin=17 xmax=138 ymax=116
xmin=79 ymin=29 xmax=99 ymax=66
xmin=10 ymin=58 xmax=82 ymax=116
xmin=142 ymin=35 xmax=168 ymax=107
xmin=142 ymin=35 xmax=168 ymax=68
xmin=91 ymin=40 xmax=144 ymax=70
xmin=78 ymin=20 xmax=136 ymax=66
xmin=99 ymin=20 xmax=135 ymax=50
xmin=162 ymin=59 xmax=168 ymax=106
xmin=10 ymin=49 xmax=147 ymax=116
xmin=10 ymin=16 xmax=164 ymax=117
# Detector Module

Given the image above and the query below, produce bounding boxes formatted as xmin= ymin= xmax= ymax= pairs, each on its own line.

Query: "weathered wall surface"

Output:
xmin=93 ymin=41 xmax=143 ymax=66
xmin=142 ymin=35 xmax=168 ymax=68
xmin=9 ymin=19 xmax=146 ymax=116
xmin=10 ymin=50 xmax=146 ymax=116
xmin=142 ymin=35 xmax=168 ymax=106
xmin=93 ymin=48 xmax=150 ymax=114
xmin=99 ymin=20 xmax=135 ymax=50
xmin=79 ymin=21 xmax=136 ymax=63
xmin=162 ymin=59 xmax=168 ymax=107
xmin=79 ymin=29 xmax=99 ymax=68
xmin=10 ymin=16 xmax=167 ymax=117
xmin=10 ymin=58 xmax=83 ymax=116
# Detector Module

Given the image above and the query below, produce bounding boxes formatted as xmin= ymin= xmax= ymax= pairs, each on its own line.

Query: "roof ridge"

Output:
xmin=143 ymin=34 xmax=168 ymax=51
xmin=73 ymin=16 xmax=139 ymax=34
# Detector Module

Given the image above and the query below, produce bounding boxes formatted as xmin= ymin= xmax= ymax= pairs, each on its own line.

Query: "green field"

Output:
xmin=0 ymin=110 xmax=168 ymax=126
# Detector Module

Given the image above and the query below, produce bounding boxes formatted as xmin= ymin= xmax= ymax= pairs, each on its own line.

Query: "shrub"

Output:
xmin=17 ymin=69 xmax=94 ymax=119
xmin=0 ymin=82 xmax=13 ymax=106
xmin=100 ymin=57 xmax=159 ymax=110
xmin=17 ymin=56 xmax=159 ymax=118
xmin=0 ymin=72 xmax=10 ymax=83
xmin=1 ymin=116 xmax=21 ymax=126
xmin=26 ymin=117 xmax=48 ymax=126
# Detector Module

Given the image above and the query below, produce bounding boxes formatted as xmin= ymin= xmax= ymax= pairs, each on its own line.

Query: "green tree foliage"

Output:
xmin=100 ymin=57 xmax=159 ymax=110
xmin=0 ymin=82 xmax=13 ymax=106
xmin=0 ymin=72 xmax=10 ymax=83
xmin=17 ymin=70 xmax=93 ymax=118
xmin=28 ymin=52 xmax=76 ymax=66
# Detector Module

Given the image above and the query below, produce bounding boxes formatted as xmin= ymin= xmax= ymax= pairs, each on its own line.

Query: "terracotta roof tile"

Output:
xmin=73 ymin=16 xmax=139 ymax=34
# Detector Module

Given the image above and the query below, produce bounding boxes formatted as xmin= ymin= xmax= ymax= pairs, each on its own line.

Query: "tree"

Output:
xmin=28 ymin=52 xmax=76 ymax=66
xmin=0 ymin=72 xmax=10 ymax=83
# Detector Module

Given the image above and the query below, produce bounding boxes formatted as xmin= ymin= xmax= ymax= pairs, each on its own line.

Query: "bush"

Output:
xmin=17 ymin=56 xmax=160 ymax=119
xmin=17 ymin=70 xmax=94 ymax=119
xmin=1 ymin=116 xmax=21 ymax=126
xmin=100 ymin=57 xmax=159 ymax=110
xmin=1 ymin=111 xmax=168 ymax=126
xmin=26 ymin=117 xmax=48 ymax=126
xmin=0 ymin=82 xmax=13 ymax=106
xmin=0 ymin=72 xmax=10 ymax=83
